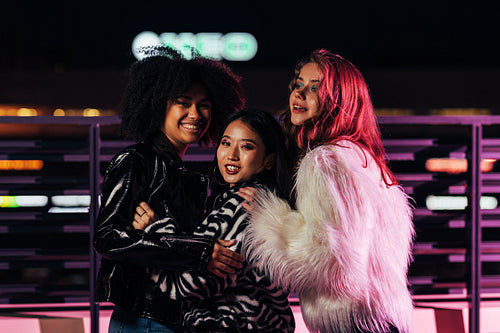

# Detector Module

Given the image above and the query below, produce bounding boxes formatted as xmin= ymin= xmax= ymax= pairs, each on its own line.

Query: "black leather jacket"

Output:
xmin=93 ymin=133 xmax=214 ymax=325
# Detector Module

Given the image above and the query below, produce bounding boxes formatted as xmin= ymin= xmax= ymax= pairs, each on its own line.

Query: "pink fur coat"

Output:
xmin=244 ymin=140 xmax=415 ymax=333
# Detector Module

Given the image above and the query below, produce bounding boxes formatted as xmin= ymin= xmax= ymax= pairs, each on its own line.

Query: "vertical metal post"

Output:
xmin=89 ymin=123 xmax=101 ymax=333
xmin=470 ymin=124 xmax=481 ymax=333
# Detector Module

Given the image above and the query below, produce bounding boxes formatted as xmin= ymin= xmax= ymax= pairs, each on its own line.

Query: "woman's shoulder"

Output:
xmin=305 ymin=140 xmax=368 ymax=163
xmin=309 ymin=140 xmax=364 ymax=153
xmin=106 ymin=142 xmax=152 ymax=172
xmin=298 ymin=141 xmax=380 ymax=181
xmin=122 ymin=141 xmax=153 ymax=156
xmin=230 ymin=178 xmax=269 ymax=191
xmin=213 ymin=178 xmax=269 ymax=207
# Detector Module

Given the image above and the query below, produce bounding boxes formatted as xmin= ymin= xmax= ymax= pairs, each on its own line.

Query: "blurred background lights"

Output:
xmin=0 ymin=195 xmax=48 ymax=208
xmin=0 ymin=195 xmax=92 ymax=210
xmin=17 ymin=108 xmax=37 ymax=116
xmin=132 ymin=31 xmax=162 ymax=60
xmin=49 ymin=207 xmax=89 ymax=213
xmin=223 ymin=33 xmax=258 ymax=61
xmin=0 ymin=160 xmax=43 ymax=170
xmin=195 ymin=33 xmax=223 ymax=60
xmin=132 ymin=31 xmax=258 ymax=61
xmin=425 ymin=158 xmax=497 ymax=174
xmin=53 ymin=108 xmax=65 ymax=116
xmin=83 ymin=108 xmax=100 ymax=117
xmin=426 ymin=195 xmax=498 ymax=210
xmin=51 ymin=195 xmax=90 ymax=207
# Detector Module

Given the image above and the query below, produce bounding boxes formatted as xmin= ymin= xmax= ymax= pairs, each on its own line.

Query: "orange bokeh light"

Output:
xmin=425 ymin=158 xmax=497 ymax=174
xmin=0 ymin=160 xmax=44 ymax=170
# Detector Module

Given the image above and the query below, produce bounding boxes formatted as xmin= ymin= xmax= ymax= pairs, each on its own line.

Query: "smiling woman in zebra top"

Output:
xmin=133 ymin=109 xmax=295 ymax=332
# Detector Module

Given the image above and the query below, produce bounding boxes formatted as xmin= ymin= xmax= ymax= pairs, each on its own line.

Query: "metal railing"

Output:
xmin=1 ymin=115 xmax=500 ymax=333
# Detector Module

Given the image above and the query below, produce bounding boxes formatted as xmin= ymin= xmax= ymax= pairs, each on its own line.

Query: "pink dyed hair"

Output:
xmin=282 ymin=49 xmax=397 ymax=185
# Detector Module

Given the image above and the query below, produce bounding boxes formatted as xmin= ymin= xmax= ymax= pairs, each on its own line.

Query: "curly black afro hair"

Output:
xmin=120 ymin=47 xmax=246 ymax=146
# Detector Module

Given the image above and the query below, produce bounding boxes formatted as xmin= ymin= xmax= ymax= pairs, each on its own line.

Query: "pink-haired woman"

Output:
xmin=240 ymin=49 xmax=415 ymax=333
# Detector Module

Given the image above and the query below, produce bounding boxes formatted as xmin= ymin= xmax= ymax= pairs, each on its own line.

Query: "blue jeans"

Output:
xmin=108 ymin=307 xmax=182 ymax=333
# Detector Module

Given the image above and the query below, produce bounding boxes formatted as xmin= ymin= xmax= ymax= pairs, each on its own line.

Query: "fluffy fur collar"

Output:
xmin=244 ymin=141 xmax=415 ymax=333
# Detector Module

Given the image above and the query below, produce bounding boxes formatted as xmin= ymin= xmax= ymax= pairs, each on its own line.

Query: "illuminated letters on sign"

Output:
xmin=132 ymin=31 xmax=258 ymax=61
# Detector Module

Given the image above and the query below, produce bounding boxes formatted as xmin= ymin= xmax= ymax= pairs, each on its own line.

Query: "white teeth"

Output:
xmin=294 ymin=105 xmax=304 ymax=110
xmin=182 ymin=123 xmax=199 ymax=130
xmin=226 ymin=165 xmax=240 ymax=171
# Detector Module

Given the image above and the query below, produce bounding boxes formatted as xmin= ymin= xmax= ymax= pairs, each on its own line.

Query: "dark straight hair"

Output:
xmin=213 ymin=109 xmax=291 ymax=199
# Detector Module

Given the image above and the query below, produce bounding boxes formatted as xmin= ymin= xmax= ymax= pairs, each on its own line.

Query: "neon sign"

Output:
xmin=132 ymin=31 xmax=258 ymax=61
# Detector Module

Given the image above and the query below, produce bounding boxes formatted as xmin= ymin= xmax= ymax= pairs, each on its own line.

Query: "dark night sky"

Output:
xmin=2 ymin=1 xmax=500 ymax=71
xmin=1 ymin=1 xmax=500 ymax=113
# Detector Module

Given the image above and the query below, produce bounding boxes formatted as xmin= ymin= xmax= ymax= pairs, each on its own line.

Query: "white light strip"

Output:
xmin=48 ymin=207 xmax=89 ymax=214
xmin=426 ymin=195 xmax=498 ymax=210
xmin=0 ymin=196 xmax=48 ymax=207
xmin=51 ymin=195 xmax=90 ymax=207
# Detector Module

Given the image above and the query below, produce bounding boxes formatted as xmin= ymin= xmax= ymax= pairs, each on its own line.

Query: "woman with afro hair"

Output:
xmin=94 ymin=47 xmax=246 ymax=333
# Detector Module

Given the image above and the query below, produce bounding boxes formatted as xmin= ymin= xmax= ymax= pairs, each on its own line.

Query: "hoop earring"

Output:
xmin=213 ymin=166 xmax=227 ymax=186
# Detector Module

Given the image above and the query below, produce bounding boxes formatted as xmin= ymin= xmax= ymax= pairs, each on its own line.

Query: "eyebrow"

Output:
xmin=178 ymin=95 xmax=211 ymax=102
xmin=222 ymin=135 xmax=257 ymax=144
xmin=297 ymin=76 xmax=320 ymax=83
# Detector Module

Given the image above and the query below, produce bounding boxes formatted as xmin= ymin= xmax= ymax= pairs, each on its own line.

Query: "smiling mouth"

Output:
xmin=181 ymin=122 xmax=202 ymax=132
xmin=225 ymin=165 xmax=240 ymax=174
xmin=292 ymin=104 xmax=306 ymax=112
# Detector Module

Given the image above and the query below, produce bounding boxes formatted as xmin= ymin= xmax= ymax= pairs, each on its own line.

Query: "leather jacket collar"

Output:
xmin=151 ymin=131 xmax=184 ymax=169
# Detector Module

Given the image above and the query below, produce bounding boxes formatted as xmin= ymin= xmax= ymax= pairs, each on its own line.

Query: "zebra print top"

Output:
xmin=144 ymin=178 xmax=295 ymax=332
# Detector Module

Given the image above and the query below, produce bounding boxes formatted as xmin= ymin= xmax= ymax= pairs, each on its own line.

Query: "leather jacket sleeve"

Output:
xmin=93 ymin=148 xmax=214 ymax=271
